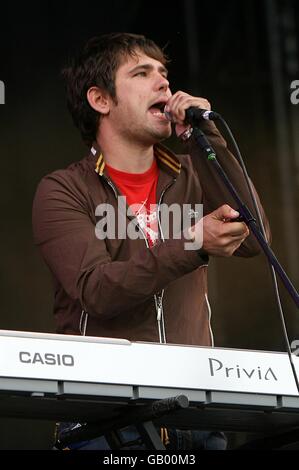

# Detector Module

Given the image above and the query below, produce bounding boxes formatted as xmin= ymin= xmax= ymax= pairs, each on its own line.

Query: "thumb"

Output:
xmin=214 ymin=204 xmax=239 ymax=221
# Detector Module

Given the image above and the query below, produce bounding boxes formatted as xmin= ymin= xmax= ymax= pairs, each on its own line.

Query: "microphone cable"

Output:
xmin=214 ymin=114 xmax=299 ymax=392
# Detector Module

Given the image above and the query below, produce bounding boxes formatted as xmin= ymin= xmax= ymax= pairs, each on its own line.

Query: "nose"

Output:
xmin=154 ymin=73 xmax=170 ymax=92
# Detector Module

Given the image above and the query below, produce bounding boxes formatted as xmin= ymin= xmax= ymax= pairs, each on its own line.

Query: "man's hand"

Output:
xmin=188 ymin=205 xmax=250 ymax=257
xmin=165 ymin=91 xmax=211 ymax=137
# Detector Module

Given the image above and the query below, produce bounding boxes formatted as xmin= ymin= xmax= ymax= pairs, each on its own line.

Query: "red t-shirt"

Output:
xmin=106 ymin=159 xmax=159 ymax=246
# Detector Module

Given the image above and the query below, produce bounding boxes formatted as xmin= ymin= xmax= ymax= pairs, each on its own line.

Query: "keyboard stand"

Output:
xmin=55 ymin=394 xmax=189 ymax=450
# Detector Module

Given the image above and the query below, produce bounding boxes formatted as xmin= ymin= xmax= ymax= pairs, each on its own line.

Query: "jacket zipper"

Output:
xmin=79 ymin=310 xmax=88 ymax=335
xmin=102 ymin=174 xmax=175 ymax=344
xmin=205 ymin=292 xmax=214 ymax=347
xmin=154 ymin=180 xmax=176 ymax=343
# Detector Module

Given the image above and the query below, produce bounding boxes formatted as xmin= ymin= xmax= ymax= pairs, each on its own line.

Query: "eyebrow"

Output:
xmin=128 ymin=63 xmax=168 ymax=76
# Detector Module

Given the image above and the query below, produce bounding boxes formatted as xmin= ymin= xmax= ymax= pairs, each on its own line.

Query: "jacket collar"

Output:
xmin=90 ymin=141 xmax=181 ymax=178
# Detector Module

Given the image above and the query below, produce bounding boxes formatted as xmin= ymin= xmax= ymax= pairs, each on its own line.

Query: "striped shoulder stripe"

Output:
xmin=95 ymin=153 xmax=105 ymax=175
xmin=156 ymin=147 xmax=181 ymax=169
xmin=155 ymin=148 xmax=181 ymax=174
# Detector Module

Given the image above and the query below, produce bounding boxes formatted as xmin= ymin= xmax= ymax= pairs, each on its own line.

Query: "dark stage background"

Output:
xmin=0 ymin=0 xmax=298 ymax=449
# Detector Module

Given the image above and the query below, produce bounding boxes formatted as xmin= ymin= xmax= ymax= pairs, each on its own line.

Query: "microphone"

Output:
xmin=164 ymin=106 xmax=221 ymax=125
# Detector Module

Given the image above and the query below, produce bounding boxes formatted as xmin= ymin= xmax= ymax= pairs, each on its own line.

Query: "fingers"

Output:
xmin=199 ymin=205 xmax=250 ymax=257
xmin=212 ymin=204 xmax=239 ymax=221
xmin=211 ymin=204 xmax=249 ymax=236
xmin=227 ymin=222 xmax=249 ymax=238
xmin=165 ymin=91 xmax=211 ymax=124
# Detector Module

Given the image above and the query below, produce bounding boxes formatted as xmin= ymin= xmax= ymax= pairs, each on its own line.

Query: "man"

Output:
xmin=32 ymin=33 xmax=270 ymax=450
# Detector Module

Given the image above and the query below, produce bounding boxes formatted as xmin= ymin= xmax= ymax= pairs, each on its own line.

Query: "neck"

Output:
xmin=97 ymin=129 xmax=155 ymax=174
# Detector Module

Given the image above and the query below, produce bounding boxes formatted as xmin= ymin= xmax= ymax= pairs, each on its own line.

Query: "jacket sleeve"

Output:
xmin=186 ymin=121 xmax=271 ymax=257
xmin=32 ymin=171 xmax=207 ymax=319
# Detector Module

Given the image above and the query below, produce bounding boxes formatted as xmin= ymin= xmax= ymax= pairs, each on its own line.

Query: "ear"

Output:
xmin=87 ymin=87 xmax=111 ymax=115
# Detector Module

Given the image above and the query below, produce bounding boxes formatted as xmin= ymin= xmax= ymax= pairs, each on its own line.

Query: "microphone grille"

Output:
xmin=163 ymin=107 xmax=174 ymax=122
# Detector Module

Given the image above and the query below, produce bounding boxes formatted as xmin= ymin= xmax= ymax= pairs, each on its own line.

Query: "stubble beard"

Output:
xmin=144 ymin=120 xmax=172 ymax=144
xmin=121 ymin=120 xmax=172 ymax=147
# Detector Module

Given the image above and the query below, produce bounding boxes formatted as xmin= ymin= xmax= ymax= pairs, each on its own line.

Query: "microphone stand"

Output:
xmin=192 ymin=127 xmax=299 ymax=308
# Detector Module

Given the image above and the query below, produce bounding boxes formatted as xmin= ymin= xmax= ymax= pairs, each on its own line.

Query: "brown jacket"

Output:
xmin=32 ymin=121 xmax=270 ymax=345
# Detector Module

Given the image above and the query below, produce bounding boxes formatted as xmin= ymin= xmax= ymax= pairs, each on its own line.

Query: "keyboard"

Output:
xmin=1 ymin=329 xmax=299 ymax=432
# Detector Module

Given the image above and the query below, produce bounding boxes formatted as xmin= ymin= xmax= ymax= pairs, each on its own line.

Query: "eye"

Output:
xmin=134 ymin=71 xmax=147 ymax=77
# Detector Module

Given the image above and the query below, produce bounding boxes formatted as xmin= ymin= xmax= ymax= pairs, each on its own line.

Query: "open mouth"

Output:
xmin=148 ymin=101 xmax=168 ymax=118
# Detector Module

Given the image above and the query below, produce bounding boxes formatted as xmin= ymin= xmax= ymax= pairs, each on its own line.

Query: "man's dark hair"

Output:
xmin=62 ymin=33 xmax=168 ymax=146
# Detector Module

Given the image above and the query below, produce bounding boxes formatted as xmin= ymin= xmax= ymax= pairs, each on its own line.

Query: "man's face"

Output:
xmin=108 ymin=50 xmax=172 ymax=145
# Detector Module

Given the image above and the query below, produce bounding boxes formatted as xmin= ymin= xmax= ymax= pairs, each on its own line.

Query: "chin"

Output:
xmin=143 ymin=124 xmax=171 ymax=145
xmin=153 ymin=127 xmax=172 ymax=141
